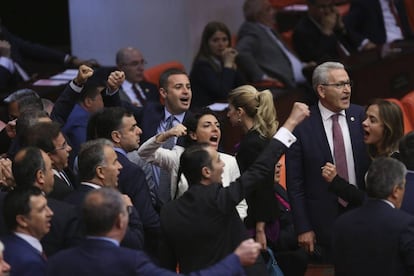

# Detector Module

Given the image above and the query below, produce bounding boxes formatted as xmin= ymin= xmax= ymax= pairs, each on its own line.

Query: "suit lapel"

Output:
xmin=312 ymin=105 xmax=334 ymax=163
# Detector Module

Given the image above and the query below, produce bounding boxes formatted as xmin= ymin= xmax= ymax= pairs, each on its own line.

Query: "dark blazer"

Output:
xmin=344 ymin=0 xmax=413 ymax=45
xmin=333 ymin=199 xmax=414 ymax=275
xmin=137 ymin=102 xmax=192 ymax=145
xmin=235 ymin=130 xmax=279 ymax=229
xmin=41 ymin=198 xmax=81 ymax=257
xmin=286 ymin=104 xmax=370 ymax=250
xmin=189 ymin=58 xmax=245 ymax=109
xmin=64 ymin=184 xmax=144 ymax=250
xmin=48 ymin=174 xmax=74 ymax=201
xmin=0 ymin=25 xmax=67 ymax=91
xmin=119 ymin=80 xmax=159 ymax=104
xmin=402 ymin=171 xmax=414 ymax=215
xmin=46 ymin=238 xmax=245 ymax=276
xmin=236 ymin=21 xmax=296 ymax=86
xmin=293 ymin=15 xmax=358 ymax=63
xmin=1 ymin=234 xmax=47 ymax=276
xmin=159 ymin=138 xmax=287 ymax=274
xmin=116 ymin=152 xmax=160 ymax=256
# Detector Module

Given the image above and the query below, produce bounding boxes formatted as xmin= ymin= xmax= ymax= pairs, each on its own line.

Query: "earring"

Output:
xmin=237 ymin=118 xmax=241 ymax=123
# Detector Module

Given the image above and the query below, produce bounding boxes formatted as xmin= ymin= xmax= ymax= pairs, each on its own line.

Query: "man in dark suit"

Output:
xmin=0 ymin=20 xmax=97 ymax=92
xmin=293 ymin=0 xmax=362 ymax=63
xmin=116 ymin=47 xmax=159 ymax=107
xmin=159 ymin=102 xmax=309 ymax=275
xmin=333 ymin=157 xmax=414 ymax=275
xmin=25 ymin=121 xmax=74 ymax=200
xmin=48 ymin=187 xmax=262 ymax=276
xmin=398 ymin=131 xmax=414 ymax=215
xmin=236 ymin=0 xmax=311 ymax=87
xmin=64 ymin=138 xmax=144 ymax=250
xmin=7 ymin=147 xmax=80 ymax=257
xmin=286 ymin=61 xmax=370 ymax=262
xmin=344 ymin=0 xmax=413 ymax=45
xmin=87 ymin=107 xmax=159 ymax=256
xmin=137 ymin=68 xmax=192 ymax=206
xmin=1 ymin=186 xmax=53 ymax=276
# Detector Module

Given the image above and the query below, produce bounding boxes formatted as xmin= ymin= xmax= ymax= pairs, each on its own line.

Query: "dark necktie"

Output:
xmin=332 ymin=114 xmax=349 ymax=207
xmin=158 ymin=115 xmax=175 ymax=204
xmin=131 ymin=84 xmax=146 ymax=106
xmin=59 ymin=171 xmax=72 ymax=187
xmin=389 ymin=0 xmax=403 ymax=30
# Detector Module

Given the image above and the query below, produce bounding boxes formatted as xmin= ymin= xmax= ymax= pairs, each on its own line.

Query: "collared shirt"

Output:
xmin=259 ymin=23 xmax=306 ymax=84
xmin=80 ymin=181 xmax=102 ymax=189
xmin=379 ymin=0 xmax=404 ymax=42
xmin=121 ymin=79 xmax=146 ymax=106
xmin=273 ymin=127 xmax=297 ymax=147
xmin=14 ymin=232 xmax=43 ymax=254
xmin=319 ymin=101 xmax=357 ymax=186
xmin=381 ymin=199 xmax=396 ymax=208
xmin=86 ymin=236 xmax=120 ymax=246
xmin=114 ymin=146 xmax=128 ymax=157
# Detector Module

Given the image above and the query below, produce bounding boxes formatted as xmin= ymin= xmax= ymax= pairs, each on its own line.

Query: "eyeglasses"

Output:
xmin=320 ymin=81 xmax=353 ymax=89
xmin=54 ymin=141 xmax=69 ymax=151
xmin=122 ymin=59 xmax=147 ymax=67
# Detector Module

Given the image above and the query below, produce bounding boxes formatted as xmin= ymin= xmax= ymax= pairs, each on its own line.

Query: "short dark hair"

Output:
xmin=178 ymin=143 xmax=212 ymax=185
xmin=399 ymin=131 xmax=414 ymax=170
xmin=183 ymin=108 xmax=220 ymax=147
xmin=25 ymin=121 xmax=62 ymax=153
xmin=366 ymin=157 xmax=407 ymax=199
xmin=3 ymin=186 xmax=43 ymax=231
xmin=12 ymin=147 xmax=46 ymax=188
xmin=78 ymin=138 xmax=113 ymax=182
xmin=16 ymin=109 xmax=50 ymax=144
xmin=159 ymin=68 xmax=187 ymax=89
xmin=82 ymin=187 xmax=125 ymax=236
xmin=87 ymin=107 xmax=131 ymax=141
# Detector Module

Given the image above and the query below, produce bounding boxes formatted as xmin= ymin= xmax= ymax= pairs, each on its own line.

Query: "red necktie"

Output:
xmin=131 ymin=84 xmax=146 ymax=106
xmin=332 ymin=114 xmax=349 ymax=207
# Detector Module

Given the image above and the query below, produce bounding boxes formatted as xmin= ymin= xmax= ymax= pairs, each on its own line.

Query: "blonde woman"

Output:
xmin=227 ymin=85 xmax=279 ymax=250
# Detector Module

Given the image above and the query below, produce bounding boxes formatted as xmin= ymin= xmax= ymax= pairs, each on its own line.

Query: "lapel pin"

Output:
xmin=144 ymin=88 xmax=149 ymax=93
xmin=350 ymin=117 xmax=355 ymax=122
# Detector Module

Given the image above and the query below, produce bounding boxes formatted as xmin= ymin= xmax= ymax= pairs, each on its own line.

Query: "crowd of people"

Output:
xmin=0 ymin=0 xmax=414 ymax=275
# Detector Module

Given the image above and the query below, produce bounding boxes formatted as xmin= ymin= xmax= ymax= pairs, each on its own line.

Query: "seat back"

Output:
xmin=143 ymin=61 xmax=186 ymax=88
xmin=400 ymin=91 xmax=414 ymax=132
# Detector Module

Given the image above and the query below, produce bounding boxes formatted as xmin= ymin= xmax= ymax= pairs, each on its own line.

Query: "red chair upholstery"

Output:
xmin=400 ymin=91 xmax=414 ymax=132
xmin=143 ymin=61 xmax=185 ymax=88
xmin=385 ymin=97 xmax=413 ymax=134
xmin=405 ymin=0 xmax=414 ymax=31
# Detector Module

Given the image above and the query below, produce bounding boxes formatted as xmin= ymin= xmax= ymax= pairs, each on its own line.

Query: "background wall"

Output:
xmin=68 ymin=0 xmax=245 ymax=71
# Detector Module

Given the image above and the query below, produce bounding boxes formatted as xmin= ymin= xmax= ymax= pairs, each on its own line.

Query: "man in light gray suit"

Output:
xmin=236 ymin=0 xmax=314 ymax=88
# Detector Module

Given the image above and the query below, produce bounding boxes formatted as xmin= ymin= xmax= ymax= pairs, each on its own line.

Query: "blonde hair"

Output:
xmin=228 ymin=85 xmax=278 ymax=138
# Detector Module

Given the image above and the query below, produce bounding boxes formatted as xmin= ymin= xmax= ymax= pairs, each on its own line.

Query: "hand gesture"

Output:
xmin=156 ymin=124 xmax=187 ymax=143
xmin=74 ymin=64 xmax=94 ymax=86
xmin=107 ymin=71 xmax=125 ymax=93
xmin=0 ymin=158 xmax=14 ymax=188
xmin=298 ymin=231 xmax=316 ymax=254
xmin=321 ymin=162 xmax=337 ymax=183
xmin=222 ymin=47 xmax=238 ymax=69
xmin=234 ymin=239 xmax=262 ymax=266
xmin=283 ymin=102 xmax=310 ymax=132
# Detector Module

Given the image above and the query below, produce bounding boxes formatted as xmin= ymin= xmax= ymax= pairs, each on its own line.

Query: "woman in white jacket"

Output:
xmin=138 ymin=108 xmax=247 ymax=219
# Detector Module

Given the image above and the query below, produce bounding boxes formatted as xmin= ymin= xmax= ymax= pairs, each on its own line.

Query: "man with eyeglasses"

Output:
xmin=286 ymin=61 xmax=370 ymax=263
xmin=24 ymin=121 xmax=75 ymax=200
xmin=116 ymin=47 xmax=159 ymax=107
xmin=293 ymin=0 xmax=371 ymax=63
